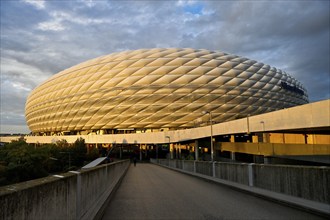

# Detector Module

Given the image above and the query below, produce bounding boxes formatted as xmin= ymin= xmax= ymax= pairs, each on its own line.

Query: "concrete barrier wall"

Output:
xmin=253 ymin=164 xmax=330 ymax=204
xmin=0 ymin=160 xmax=130 ymax=220
xmin=195 ymin=161 xmax=213 ymax=176
xmin=182 ymin=160 xmax=195 ymax=172
xmin=214 ymin=162 xmax=249 ymax=185
xmin=151 ymin=159 xmax=329 ymax=204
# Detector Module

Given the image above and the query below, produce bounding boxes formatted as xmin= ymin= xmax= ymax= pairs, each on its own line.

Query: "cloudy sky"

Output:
xmin=1 ymin=0 xmax=329 ymax=134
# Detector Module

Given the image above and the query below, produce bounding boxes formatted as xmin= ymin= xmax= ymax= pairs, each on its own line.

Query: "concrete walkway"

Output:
xmin=102 ymin=164 xmax=327 ymax=220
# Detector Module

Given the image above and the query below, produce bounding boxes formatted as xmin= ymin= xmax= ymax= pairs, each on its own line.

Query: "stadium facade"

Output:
xmin=25 ymin=48 xmax=308 ymax=135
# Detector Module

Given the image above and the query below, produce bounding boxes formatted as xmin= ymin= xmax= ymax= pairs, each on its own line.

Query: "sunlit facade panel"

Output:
xmin=25 ymin=48 xmax=308 ymax=133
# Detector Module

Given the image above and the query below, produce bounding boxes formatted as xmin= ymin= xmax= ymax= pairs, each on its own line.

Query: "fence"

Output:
xmin=150 ymin=159 xmax=329 ymax=204
xmin=0 ymin=160 xmax=130 ymax=220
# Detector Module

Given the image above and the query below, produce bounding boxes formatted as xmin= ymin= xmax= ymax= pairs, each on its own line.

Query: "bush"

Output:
xmin=0 ymin=140 xmax=49 ymax=185
xmin=0 ymin=137 xmax=95 ymax=186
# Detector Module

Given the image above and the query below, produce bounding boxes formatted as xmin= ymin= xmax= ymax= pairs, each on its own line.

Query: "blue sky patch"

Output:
xmin=183 ymin=3 xmax=204 ymax=15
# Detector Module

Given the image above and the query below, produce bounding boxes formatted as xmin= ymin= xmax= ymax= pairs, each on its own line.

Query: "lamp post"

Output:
xmin=202 ymin=111 xmax=214 ymax=161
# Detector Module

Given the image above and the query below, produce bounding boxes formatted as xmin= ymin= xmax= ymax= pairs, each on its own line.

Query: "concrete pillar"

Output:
xmin=230 ymin=152 xmax=236 ymax=161
xmin=253 ymin=155 xmax=264 ymax=163
xmin=156 ymin=145 xmax=158 ymax=159
xmin=252 ymin=135 xmax=259 ymax=143
xmin=170 ymin=143 xmax=174 ymax=159
xmin=248 ymin=163 xmax=254 ymax=187
xmin=194 ymin=140 xmax=199 ymax=161
xmin=230 ymin=135 xmax=235 ymax=143
xmin=179 ymin=143 xmax=181 ymax=159
xmin=263 ymin=133 xmax=270 ymax=143
xmin=175 ymin=144 xmax=178 ymax=159
xmin=145 ymin=145 xmax=148 ymax=158
xmin=264 ymin=156 xmax=271 ymax=164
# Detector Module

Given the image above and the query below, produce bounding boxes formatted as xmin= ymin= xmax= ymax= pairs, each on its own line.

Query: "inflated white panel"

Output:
xmin=25 ymin=48 xmax=308 ymax=132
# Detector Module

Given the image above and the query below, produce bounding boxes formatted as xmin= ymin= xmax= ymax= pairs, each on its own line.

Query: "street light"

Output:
xmin=202 ymin=111 xmax=214 ymax=161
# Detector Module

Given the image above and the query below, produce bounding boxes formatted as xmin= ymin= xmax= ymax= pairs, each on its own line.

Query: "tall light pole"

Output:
xmin=202 ymin=111 xmax=214 ymax=161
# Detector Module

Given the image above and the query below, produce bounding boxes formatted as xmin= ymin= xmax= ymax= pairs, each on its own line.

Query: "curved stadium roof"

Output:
xmin=25 ymin=48 xmax=308 ymax=133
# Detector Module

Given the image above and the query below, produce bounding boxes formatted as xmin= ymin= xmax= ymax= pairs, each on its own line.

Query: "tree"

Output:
xmin=0 ymin=140 xmax=48 ymax=185
xmin=0 ymin=137 xmax=97 ymax=186
xmin=72 ymin=138 xmax=87 ymax=167
xmin=87 ymin=147 xmax=99 ymax=162
xmin=55 ymin=139 xmax=69 ymax=148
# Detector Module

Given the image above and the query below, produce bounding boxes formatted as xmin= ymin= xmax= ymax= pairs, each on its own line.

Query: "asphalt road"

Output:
xmin=102 ymin=163 xmax=326 ymax=220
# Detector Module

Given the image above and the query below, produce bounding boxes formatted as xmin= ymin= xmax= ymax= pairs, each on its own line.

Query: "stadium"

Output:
xmin=25 ymin=48 xmax=308 ymax=135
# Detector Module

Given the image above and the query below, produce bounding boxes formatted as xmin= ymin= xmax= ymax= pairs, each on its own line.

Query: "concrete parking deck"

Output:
xmin=102 ymin=163 xmax=327 ymax=220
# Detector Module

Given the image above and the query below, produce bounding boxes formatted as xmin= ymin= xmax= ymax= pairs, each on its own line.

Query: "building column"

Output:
xmin=194 ymin=140 xmax=199 ymax=161
xmin=230 ymin=152 xmax=236 ymax=161
xmin=156 ymin=144 xmax=158 ymax=159
xmin=253 ymin=155 xmax=264 ymax=163
xmin=178 ymin=143 xmax=181 ymax=159
xmin=264 ymin=156 xmax=271 ymax=164
xmin=176 ymin=143 xmax=178 ymax=159
xmin=170 ymin=143 xmax=174 ymax=159
xmin=230 ymin=135 xmax=235 ymax=143
xmin=263 ymin=133 xmax=270 ymax=143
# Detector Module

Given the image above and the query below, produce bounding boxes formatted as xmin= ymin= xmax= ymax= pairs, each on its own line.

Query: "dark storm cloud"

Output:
xmin=194 ymin=1 xmax=330 ymax=102
xmin=0 ymin=0 xmax=329 ymax=133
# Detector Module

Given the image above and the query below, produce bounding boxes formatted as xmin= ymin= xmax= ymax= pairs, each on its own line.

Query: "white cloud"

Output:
xmin=0 ymin=124 xmax=30 ymax=134
xmin=22 ymin=0 xmax=45 ymax=10
xmin=37 ymin=20 xmax=66 ymax=31
xmin=79 ymin=0 xmax=97 ymax=8
xmin=1 ymin=57 xmax=51 ymax=85
xmin=36 ymin=10 xmax=111 ymax=31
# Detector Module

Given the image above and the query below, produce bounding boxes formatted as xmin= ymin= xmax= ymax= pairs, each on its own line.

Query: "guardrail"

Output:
xmin=0 ymin=160 xmax=130 ymax=220
xmin=151 ymin=159 xmax=330 ymax=204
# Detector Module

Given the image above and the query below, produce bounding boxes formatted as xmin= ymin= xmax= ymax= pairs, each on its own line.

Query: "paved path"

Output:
xmin=102 ymin=164 xmax=326 ymax=220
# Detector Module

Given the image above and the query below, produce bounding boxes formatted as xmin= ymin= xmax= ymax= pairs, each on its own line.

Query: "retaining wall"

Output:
xmin=151 ymin=159 xmax=329 ymax=204
xmin=0 ymin=160 xmax=130 ymax=220
xmin=253 ymin=164 xmax=330 ymax=203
